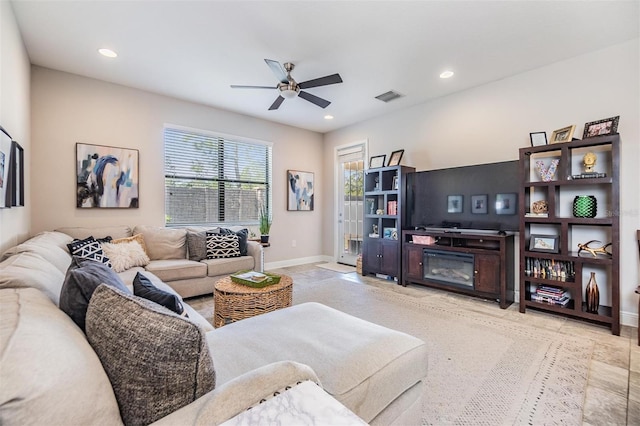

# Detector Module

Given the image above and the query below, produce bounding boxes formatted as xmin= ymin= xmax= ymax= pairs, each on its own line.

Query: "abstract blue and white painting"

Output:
xmin=76 ymin=143 xmax=139 ymax=208
xmin=287 ymin=170 xmax=314 ymax=211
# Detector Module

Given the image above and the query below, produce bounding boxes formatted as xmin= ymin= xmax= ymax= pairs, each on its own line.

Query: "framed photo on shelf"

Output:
xmin=471 ymin=194 xmax=488 ymax=214
xmin=529 ymin=234 xmax=559 ymax=253
xmin=369 ymin=154 xmax=386 ymax=169
xmin=529 ymin=132 xmax=547 ymax=147
xmin=392 ymin=175 xmax=398 ymax=190
xmin=387 ymin=149 xmax=404 ymax=166
xmin=495 ymin=193 xmax=517 ymax=215
xmin=582 ymin=116 xmax=619 ymax=139
xmin=447 ymin=195 xmax=463 ymax=213
xmin=383 ymin=227 xmax=398 ymax=240
xmin=550 ymin=125 xmax=576 ymax=144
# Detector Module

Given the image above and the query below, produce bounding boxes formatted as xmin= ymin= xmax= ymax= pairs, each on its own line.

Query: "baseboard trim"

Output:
xmin=265 ymin=255 xmax=332 ymax=270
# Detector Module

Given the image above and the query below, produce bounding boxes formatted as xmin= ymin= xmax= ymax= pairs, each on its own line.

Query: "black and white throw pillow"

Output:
xmin=66 ymin=236 xmax=112 ymax=268
xmin=205 ymin=232 xmax=241 ymax=259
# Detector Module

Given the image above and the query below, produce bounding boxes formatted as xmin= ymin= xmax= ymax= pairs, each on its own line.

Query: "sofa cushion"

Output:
xmin=133 ymin=272 xmax=185 ymax=316
xmin=201 ymin=256 xmax=255 ymax=277
xmin=186 ymin=228 xmax=217 ymax=261
xmin=144 ymin=259 xmax=207 ymax=282
xmin=133 ymin=225 xmax=187 ymax=260
xmin=67 ymin=236 xmax=112 ymax=268
xmin=86 ymin=285 xmax=216 ymax=426
xmin=56 ymin=225 xmax=132 ymax=240
xmin=59 ymin=256 xmax=130 ymax=332
xmin=0 ymin=231 xmax=73 ymax=274
xmin=207 ymin=302 xmax=428 ymax=423
xmin=0 ymin=251 xmax=66 ymax=305
xmin=101 ymin=240 xmax=150 ymax=272
xmin=0 ymin=288 xmax=122 ymax=425
xmin=206 ymin=232 xmax=241 ymax=259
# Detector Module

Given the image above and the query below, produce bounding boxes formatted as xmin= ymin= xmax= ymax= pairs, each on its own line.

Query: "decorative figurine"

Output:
xmin=532 ymin=200 xmax=548 ymax=214
xmin=577 ymin=240 xmax=612 ymax=257
xmin=583 ymin=152 xmax=597 ymax=173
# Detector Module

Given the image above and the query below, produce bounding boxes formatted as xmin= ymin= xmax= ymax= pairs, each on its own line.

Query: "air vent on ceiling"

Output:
xmin=375 ymin=90 xmax=403 ymax=103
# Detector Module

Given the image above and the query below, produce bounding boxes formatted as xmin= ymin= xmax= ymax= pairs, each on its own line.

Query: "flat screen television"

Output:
xmin=407 ymin=160 xmax=519 ymax=232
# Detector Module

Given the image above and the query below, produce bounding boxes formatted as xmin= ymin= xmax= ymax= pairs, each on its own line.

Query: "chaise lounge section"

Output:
xmin=0 ymin=229 xmax=428 ymax=425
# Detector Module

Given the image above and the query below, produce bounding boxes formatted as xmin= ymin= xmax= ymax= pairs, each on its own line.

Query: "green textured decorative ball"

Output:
xmin=573 ymin=196 xmax=597 ymax=218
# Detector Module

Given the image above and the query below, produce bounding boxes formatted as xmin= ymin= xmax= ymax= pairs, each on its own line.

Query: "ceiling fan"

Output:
xmin=231 ymin=59 xmax=343 ymax=110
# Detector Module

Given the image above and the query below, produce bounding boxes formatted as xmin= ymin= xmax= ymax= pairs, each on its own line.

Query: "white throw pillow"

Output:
xmin=101 ymin=241 xmax=150 ymax=273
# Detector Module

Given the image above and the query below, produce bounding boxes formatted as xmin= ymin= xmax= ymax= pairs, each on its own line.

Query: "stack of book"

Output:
xmin=531 ymin=285 xmax=570 ymax=307
xmin=387 ymin=201 xmax=397 ymax=215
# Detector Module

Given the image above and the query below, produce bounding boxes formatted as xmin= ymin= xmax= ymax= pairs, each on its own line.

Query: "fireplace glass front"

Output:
xmin=423 ymin=249 xmax=474 ymax=288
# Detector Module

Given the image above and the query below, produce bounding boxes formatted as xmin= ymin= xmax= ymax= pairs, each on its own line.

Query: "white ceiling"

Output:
xmin=10 ymin=0 xmax=639 ymax=133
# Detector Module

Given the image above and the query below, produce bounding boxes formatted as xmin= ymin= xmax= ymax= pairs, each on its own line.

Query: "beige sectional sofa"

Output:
xmin=0 ymin=228 xmax=428 ymax=425
xmin=56 ymin=225 xmax=263 ymax=298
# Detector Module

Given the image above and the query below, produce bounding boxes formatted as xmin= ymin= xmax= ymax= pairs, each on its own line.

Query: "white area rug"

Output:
xmin=292 ymin=277 xmax=593 ymax=425
xmin=316 ymin=262 xmax=356 ymax=273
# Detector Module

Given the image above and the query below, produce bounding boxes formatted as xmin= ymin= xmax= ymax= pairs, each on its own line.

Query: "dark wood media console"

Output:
xmin=402 ymin=230 xmax=515 ymax=308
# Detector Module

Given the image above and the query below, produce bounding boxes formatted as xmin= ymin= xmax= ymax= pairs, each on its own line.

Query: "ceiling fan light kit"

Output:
xmin=231 ymin=59 xmax=342 ymax=110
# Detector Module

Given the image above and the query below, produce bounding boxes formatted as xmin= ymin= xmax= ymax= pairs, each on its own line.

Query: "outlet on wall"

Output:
xmin=292 ymin=240 xmax=297 ymax=247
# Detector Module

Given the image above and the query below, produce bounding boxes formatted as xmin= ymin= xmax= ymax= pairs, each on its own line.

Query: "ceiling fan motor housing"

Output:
xmin=278 ymin=82 xmax=300 ymax=98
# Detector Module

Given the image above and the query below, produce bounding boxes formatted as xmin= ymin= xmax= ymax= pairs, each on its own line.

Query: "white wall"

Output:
xmin=323 ymin=39 xmax=640 ymax=324
xmin=30 ymin=67 xmax=324 ymax=264
xmin=0 ymin=1 xmax=31 ymax=252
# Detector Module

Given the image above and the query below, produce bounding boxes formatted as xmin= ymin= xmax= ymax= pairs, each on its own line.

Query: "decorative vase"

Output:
xmin=585 ymin=272 xmax=600 ymax=313
xmin=573 ymin=195 xmax=597 ymax=218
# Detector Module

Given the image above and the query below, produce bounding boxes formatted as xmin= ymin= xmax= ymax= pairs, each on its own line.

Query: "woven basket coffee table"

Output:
xmin=214 ymin=274 xmax=293 ymax=328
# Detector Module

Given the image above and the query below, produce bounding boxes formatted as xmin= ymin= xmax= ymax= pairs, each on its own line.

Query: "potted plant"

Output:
xmin=259 ymin=204 xmax=272 ymax=244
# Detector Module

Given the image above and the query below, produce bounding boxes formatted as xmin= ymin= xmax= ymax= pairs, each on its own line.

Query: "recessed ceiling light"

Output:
xmin=324 ymin=115 xmax=334 ymax=120
xmin=440 ymin=71 xmax=454 ymax=79
xmin=98 ymin=48 xmax=118 ymax=58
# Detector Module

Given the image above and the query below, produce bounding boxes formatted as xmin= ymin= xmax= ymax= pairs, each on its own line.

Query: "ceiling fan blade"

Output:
xmin=264 ymin=59 xmax=289 ymax=84
xmin=230 ymin=85 xmax=276 ymax=89
xmin=268 ymin=96 xmax=285 ymax=110
xmin=298 ymin=73 xmax=343 ymax=89
xmin=298 ymin=91 xmax=331 ymax=108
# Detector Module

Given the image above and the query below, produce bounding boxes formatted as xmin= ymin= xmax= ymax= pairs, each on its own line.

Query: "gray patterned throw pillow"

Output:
xmin=85 ymin=285 xmax=216 ymax=426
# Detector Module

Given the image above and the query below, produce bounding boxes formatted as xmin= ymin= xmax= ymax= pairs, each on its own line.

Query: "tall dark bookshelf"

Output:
xmin=362 ymin=165 xmax=415 ymax=283
xmin=519 ymin=135 xmax=620 ymax=335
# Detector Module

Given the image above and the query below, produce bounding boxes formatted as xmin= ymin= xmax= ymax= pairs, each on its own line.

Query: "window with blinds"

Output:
xmin=164 ymin=127 xmax=272 ymax=227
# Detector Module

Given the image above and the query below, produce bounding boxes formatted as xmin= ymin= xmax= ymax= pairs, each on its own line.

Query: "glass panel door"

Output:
xmin=337 ymin=152 xmax=364 ymax=266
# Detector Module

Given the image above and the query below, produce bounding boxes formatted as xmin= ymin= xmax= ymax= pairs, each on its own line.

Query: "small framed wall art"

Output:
xmin=76 ymin=143 xmax=139 ymax=208
xmin=369 ymin=154 xmax=386 ymax=169
xmin=387 ymin=149 xmax=404 ymax=166
xmin=582 ymin=116 xmax=619 ymax=138
xmin=447 ymin=195 xmax=463 ymax=213
xmin=0 ymin=126 xmax=13 ymax=208
xmin=287 ymin=170 xmax=314 ymax=211
xmin=495 ymin=193 xmax=517 ymax=215
xmin=529 ymin=132 xmax=547 ymax=147
xmin=471 ymin=194 xmax=488 ymax=214
xmin=550 ymin=125 xmax=576 ymax=144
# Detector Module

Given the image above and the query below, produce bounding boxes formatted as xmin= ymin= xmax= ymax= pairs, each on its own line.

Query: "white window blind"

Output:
xmin=164 ymin=127 xmax=272 ymax=227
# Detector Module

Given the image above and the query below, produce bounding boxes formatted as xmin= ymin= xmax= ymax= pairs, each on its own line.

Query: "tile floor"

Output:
xmin=189 ymin=263 xmax=639 ymax=425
